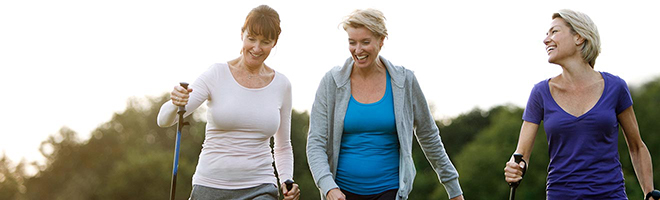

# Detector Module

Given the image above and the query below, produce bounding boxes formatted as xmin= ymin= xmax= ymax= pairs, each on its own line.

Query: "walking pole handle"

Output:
xmin=178 ymin=82 xmax=189 ymax=113
xmin=647 ymin=189 xmax=660 ymax=200
xmin=510 ymin=153 xmax=526 ymax=187
xmin=284 ymin=179 xmax=294 ymax=191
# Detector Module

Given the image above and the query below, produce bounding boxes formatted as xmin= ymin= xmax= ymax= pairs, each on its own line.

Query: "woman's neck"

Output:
xmin=230 ymin=57 xmax=266 ymax=75
xmin=557 ymin=60 xmax=599 ymax=85
xmin=352 ymin=59 xmax=386 ymax=79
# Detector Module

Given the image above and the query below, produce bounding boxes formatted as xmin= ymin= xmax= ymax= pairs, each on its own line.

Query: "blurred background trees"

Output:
xmin=0 ymin=77 xmax=658 ymax=199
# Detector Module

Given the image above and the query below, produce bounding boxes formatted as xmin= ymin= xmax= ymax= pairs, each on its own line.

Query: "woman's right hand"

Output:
xmin=171 ymin=85 xmax=193 ymax=107
xmin=504 ymin=160 xmax=526 ymax=184
xmin=326 ymin=188 xmax=346 ymax=200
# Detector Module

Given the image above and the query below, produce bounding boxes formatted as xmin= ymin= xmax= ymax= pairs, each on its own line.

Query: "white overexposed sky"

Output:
xmin=1 ymin=0 xmax=659 ymax=170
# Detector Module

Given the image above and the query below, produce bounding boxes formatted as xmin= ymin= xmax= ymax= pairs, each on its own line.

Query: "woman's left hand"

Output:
xmin=282 ymin=183 xmax=300 ymax=200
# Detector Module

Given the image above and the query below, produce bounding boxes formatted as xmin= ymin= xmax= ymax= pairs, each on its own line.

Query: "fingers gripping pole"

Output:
xmin=170 ymin=82 xmax=189 ymax=200
xmin=509 ymin=153 xmax=525 ymax=200
xmin=178 ymin=82 xmax=189 ymax=114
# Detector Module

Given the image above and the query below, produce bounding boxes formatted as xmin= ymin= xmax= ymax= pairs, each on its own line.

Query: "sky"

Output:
xmin=1 ymin=0 xmax=659 ymax=170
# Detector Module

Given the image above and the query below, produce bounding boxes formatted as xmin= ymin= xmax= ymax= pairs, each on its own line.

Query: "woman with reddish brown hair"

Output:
xmin=158 ymin=5 xmax=299 ymax=200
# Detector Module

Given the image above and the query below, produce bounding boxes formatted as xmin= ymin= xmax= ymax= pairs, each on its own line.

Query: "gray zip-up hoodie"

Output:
xmin=306 ymin=56 xmax=463 ymax=200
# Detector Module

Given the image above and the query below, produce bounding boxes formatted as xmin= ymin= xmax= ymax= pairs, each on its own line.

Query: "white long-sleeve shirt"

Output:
xmin=157 ymin=63 xmax=293 ymax=189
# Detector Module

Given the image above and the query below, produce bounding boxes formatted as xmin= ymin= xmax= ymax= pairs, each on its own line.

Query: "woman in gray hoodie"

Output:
xmin=306 ymin=8 xmax=464 ymax=200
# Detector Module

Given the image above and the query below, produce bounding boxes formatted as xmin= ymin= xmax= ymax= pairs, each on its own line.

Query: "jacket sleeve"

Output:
xmin=410 ymin=73 xmax=463 ymax=199
xmin=306 ymin=72 xmax=338 ymax=198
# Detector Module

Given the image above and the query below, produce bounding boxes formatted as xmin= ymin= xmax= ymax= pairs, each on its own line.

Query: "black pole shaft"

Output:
xmin=170 ymin=82 xmax=188 ymax=200
xmin=509 ymin=187 xmax=516 ymax=200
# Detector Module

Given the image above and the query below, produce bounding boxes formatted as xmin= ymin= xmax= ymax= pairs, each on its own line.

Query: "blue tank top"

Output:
xmin=335 ymin=72 xmax=400 ymax=195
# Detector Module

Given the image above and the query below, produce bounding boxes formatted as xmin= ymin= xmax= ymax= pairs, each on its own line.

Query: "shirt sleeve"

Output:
xmin=522 ymin=81 xmax=545 ymax=124
xmin=306 ymin=72 xmax=339 ymax=196
xmin=273 ymin=75 xmax=294 ymax=182
xmin=157 ymin=64 xmax=214 ymax=127
xmin=614 ymin=76 xmax=633 ymax=114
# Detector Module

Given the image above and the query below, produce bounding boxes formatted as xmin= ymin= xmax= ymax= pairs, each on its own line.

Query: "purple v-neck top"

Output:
xmin=522 ymin=72 xmax=633 ymax=199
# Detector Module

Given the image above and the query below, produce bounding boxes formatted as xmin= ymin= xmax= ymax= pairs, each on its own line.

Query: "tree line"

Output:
xmin=1 ymin=77 xmax=659 ymax=199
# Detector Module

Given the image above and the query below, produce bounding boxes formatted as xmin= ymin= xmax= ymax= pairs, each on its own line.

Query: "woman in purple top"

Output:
xmin=503 ymin=9 xmax=655 ymax=199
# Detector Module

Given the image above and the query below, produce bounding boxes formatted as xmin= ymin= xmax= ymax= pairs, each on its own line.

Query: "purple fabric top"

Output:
xmin=523 ymin=72 xmax=633 ymax=199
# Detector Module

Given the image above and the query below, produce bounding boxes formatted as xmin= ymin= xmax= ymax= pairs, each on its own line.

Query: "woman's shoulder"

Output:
xmin=527 ymin=78 xmax=550 ymax=96
xmin=600 ymin=71 xmax=627 ymax=84
xmin=599 ymin=71 xmax=630 ymax=93
xmin=273 ymin=70 xmax=291 ymax=87
xmin=202 ymin=62 xmax=230 ymax=75
xmin=198 ymin=62 xmax=230 ymax=80
xmin=209 ymin=62 xmax=229 ymax=70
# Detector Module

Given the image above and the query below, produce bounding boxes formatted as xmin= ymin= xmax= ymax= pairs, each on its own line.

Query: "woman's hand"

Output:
xmin=282 ymin=183 xmax=300 ymax=200
xmin=170 ymin=85 xmax=192 ymax=107
xmin=326 ymin=188 xmax=346 ymax=200
xmin=450 ymin=194 xmax=465 ymax=200
xmin=504 ymin=160 xmax=526 ymax=184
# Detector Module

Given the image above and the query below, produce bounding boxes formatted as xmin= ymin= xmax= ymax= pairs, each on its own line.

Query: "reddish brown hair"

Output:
xmin=242 ymin=5 xmax=281 ymax=44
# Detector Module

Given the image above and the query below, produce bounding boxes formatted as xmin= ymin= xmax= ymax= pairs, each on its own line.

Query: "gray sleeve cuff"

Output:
xmin=318 ymin=175 xmax=338 ymax=198
xmin=443 ymin=178 xmax=463 ymax=199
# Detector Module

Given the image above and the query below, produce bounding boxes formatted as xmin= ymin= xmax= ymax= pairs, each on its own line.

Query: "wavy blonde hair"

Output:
xmin=553 ymin=9 xmax=601 ymax=68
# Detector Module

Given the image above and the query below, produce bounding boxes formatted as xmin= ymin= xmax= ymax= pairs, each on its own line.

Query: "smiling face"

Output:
xmin=240 ymin=30 xmax=275 ymax=68
xmin=346 ymin=26 xmax=384 ymax=69
xmin=544 ymin=18 xmax=583 ymax=65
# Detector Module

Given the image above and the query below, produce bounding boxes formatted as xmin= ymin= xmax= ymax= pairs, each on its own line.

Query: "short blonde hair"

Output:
xmin=341 ymin=8 xmax=388 ymax=39
xmin=553 ymin=9 xmax=601 ymax=68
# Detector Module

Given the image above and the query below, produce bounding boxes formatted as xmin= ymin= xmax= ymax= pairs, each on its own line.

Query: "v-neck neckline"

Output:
xmin=546 ymin=71 xmax=606 ymax=119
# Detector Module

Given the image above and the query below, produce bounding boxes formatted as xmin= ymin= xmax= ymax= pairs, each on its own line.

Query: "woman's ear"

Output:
xmin=379 ymin=36 xmax=385 ymax=48
xmin=574 ymin=34 xmax=585 ymax=46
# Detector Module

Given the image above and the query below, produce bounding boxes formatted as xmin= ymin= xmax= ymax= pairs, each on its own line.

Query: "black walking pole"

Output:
xmin=509 ymin=153 xmax=526 ymax=200
xmin=170 ymin=82 xmax=189 ymax=200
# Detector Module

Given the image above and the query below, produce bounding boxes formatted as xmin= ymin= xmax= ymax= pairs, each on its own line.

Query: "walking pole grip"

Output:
xmin=178 ymin=82 xmax=189 ymax=113
xmin=509 ymin=153 xmax=525 ymax=200
xmin=284 ymin=179 xmax=294 ymax=191
xmin=510 ymin=153 xmax=525 ymax=187
xmin=647 ymin=189 xmax=660 ymax=200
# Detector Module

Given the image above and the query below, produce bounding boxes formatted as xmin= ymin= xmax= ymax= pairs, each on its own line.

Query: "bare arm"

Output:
xmin=618 ymin=106 xmax=654 ymax=195
xmin=504 ymin=121 xmax=539 ymax=183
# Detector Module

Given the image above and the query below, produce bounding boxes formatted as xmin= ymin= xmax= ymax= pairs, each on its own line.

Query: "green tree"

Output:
xmin=22 ymin=95 xmax=206 ymax=200
xmin=0 ymin=153 xmax=26 ymax=200
xmin=442 ymin=106 xmax=549 ymax=199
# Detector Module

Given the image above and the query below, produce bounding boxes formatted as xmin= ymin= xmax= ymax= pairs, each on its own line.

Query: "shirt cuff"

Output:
xmin=318 ymin=175 xmax=338 ymax=197
xmin=443 ymin=178 xmax=463 ymax=199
